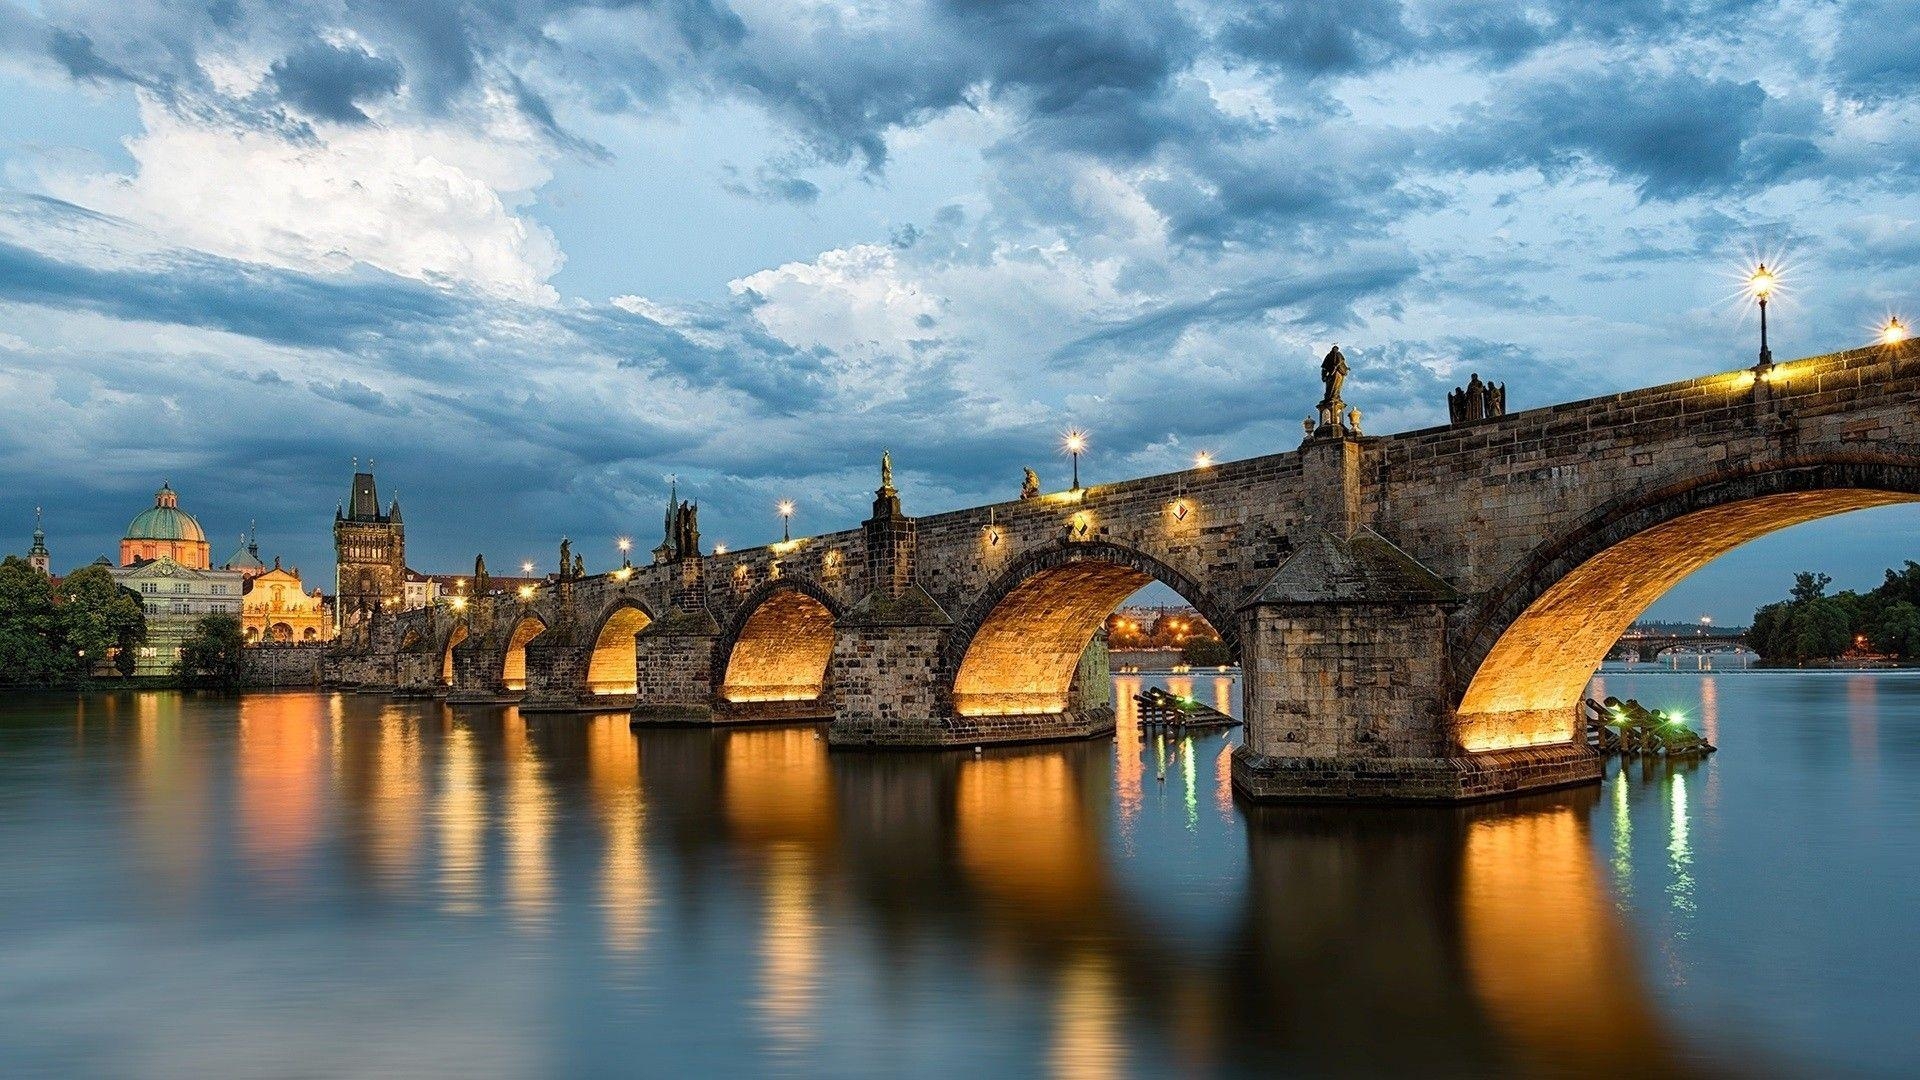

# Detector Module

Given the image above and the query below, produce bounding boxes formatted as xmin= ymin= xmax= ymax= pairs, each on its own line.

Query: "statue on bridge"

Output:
xmin=1448 ymin=373 xmax=1507 ymax=423
xmin=558 ymin=537 xmax=572 ymax=581
xmin=1318 ymin=345 xmax=1348 ymax=414
xmin=1021 ymin=468 xmax=1040 ymax=499
xmin=880 ymin=450 xmax=895 ymax=494
xmin=474 ymin=554 xmax=489 ymax=595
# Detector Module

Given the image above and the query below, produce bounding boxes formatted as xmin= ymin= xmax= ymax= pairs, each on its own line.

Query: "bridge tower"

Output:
xmin=332 ymin=462 xmax=406 ymax=629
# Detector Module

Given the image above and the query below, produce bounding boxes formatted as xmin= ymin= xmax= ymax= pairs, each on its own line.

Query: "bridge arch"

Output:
xmin=501 ymin=614 xmax=548 ymax=692
xmin=440 ymin=623 xmax=469 ymax=685
xmin=717 ymin=579 xmax=844 ymax=706
xmin=1453 ymin=454 xmax=1920 ymax=750
xmin=947 ymin=540 xmax=1238 ymax=718
xmin=585 ymin=599 xmax=655 ymax=696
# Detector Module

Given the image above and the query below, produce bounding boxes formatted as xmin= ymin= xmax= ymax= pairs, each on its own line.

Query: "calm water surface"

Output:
xmin=2 ymin=669 xmax=1917 ymax=1078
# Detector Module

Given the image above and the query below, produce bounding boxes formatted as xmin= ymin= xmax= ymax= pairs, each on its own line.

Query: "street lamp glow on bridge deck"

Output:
xmin=1883 ymin=316 xmax=1909 ymax=346
xmin=1194 ymin=450 xmax=1215 ymax=469
xmin=1062 ymin=428 xmax=1088 ymax=490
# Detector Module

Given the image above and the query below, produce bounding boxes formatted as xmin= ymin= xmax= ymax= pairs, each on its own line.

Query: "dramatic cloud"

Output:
xmin=3 ymin=0 xmax=1919 ymax=620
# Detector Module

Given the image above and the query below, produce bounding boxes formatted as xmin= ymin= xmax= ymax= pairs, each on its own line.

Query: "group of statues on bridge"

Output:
xmin=1448 ymin=373 xmax=1507 ymax=423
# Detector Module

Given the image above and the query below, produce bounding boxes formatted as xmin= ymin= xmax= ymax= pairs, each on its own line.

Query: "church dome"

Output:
xmin=125 ymin=484 xmax=207 ymax=543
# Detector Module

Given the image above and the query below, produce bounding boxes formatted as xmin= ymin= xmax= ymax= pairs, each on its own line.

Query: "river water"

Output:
xmin=1 ymin=669 xmax=1916 ymax=1078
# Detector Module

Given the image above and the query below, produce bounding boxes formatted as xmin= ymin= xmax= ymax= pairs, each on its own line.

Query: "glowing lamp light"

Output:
xmin=1883 ymin=316 xmax=1909 ymax=346
xmin=521 ymin=561 xmax=535 ymax=575
xmin=777 ymin=499 xmax=795 ymax=542
xmin=451 ymin=596 xmax=467 ymax=611
xmin=518 ymin=585 xmax=534 ymax=600
xmin=714 ymin=543 xmax=728 ymax=555
xmin=613 ymin=567 xmax=632 ymax=581
xmin=1746 ymin=264 xmax=1775 ymax=300
xmin=1061 ymin=428 xmax=1088 ymax=489
xmin=1194 ymin=450 xmax=1215 ymax=469
xmin=618 ymin=537 xmax=632 ymax=552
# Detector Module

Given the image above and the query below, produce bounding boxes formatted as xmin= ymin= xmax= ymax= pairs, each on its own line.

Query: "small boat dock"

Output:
xmin=1584 ymin=697 xmax=1717 ymax=757
xmin=1134 ymin=686 xmax=1242 ymax=731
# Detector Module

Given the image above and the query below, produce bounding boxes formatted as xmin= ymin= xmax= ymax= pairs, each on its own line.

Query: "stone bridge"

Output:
xmin=1608 ymin=632 xmax=1751 ymax=662
xmin=330 ymin=340 xmax=1920 ymax=801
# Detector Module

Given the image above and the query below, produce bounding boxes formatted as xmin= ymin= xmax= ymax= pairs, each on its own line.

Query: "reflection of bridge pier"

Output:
xmin=338 ymin=341 xmax=1920 ymax=800
xmin=1230 ymin=790 xmax=1696 ymax=1077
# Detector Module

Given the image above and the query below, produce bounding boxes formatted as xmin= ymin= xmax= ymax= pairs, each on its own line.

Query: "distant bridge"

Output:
xmin=331 ymin=340 xmax=1920 ymax=801
xmin=1610 ymin=631 xmax=1752 ymax=662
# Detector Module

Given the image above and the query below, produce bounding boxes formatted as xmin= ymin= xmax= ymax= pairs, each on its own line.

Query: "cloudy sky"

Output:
xmin=1 ymin=0 xmax=1916 ymax=622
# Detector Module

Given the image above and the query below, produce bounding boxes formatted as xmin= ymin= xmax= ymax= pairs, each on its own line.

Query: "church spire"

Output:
xmin=28 ymin=506 xmax=49 ymax=575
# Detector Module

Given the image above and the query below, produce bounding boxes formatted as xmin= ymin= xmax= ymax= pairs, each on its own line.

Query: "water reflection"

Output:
xmin=8 ymin=688 xmax=1818 ymax=1077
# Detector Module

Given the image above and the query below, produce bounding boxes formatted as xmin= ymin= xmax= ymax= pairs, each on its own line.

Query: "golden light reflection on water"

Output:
xmin=503 ymin=711 xmax=554 ymax=930
xmin=236 ymin=695 xmax=325 ymax=887
xmin=367 ymin=705 xmax=424 ymax=890
xmin=758 ymin=843 xmax=820 ymax=1056
xmin=723 ymin=727 xmax=833 ymax=848
xmin=1461 ymin=799 xmax=1677 ymax=1073
xmin=437 ymin=719 xmax=483 ymax=914
xmin=1051 ymin=948 xmax=1123 ymax=1080
xmin=132 ymin=693 xmax=208 ymax=902
xmin=956 ymin=751 xmax=1101 ymax=922
xmin=1112 ymin=676 xmax=1143 ymax=841
xmin=586 ymin=716 xmax=650 ymax=956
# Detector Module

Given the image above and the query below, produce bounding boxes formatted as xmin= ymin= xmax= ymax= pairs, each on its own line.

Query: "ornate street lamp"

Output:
xmin=1193 ymin=450 xmax=1215 ymax=469
xmin=778 ymin=500 xmax=795 ymax=542
xmin=1748 ymin=264 xmax=1776 ymax=369
xmin=1062 ymin=429 xmax=1088 ymax=490
xmin=521 ymin=560 xmax=535 ymax=575
xmin=618 ymin=536 xmax=632 ymax=568
xmin=1883 ymin=316 xmax=1909 ymax=346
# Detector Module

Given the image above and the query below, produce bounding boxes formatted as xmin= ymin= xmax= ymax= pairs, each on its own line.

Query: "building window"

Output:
xmin=211 ymin=585 xmax=226 ymax=595
xmin=140 ymin=583 xmax=157 ymax=594
xmin=174 ymin=583 xmax=190 ymax=594
xmin=172 ymin=602 xmax=188 ymax=614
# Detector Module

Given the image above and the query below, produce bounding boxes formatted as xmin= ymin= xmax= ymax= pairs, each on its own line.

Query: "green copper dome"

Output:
xmin=125 ymin=484 xmax=207 ymax=543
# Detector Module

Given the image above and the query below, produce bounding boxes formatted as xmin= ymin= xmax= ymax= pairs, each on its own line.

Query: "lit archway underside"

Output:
xmin=587 ymin=607 xmax=651 ymax=695
xmin=953 ymin=562 xmax=1151 ymax=717
xmin=441 ymin=624 xmax=469 ymax=685
xmin=501 ymin=617 xmax=545 ymax=692
xmin=1457 ymin=488 xmax=1917 ymax=750
xmin=721 ymin=589 xmax=835 ymax=703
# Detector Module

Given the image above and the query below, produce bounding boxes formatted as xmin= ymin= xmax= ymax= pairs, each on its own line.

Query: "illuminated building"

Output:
xmin=120 ymin=483 xmax=212 ymax=569
xmin=240 ymin=559 xmax=334 ymax=643
xmin=333 ymin=464 xmax=406 ymax=627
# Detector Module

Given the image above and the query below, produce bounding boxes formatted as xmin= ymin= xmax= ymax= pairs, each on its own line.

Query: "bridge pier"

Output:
xmin=628 ymin=612 xmax=721 ymax=724
xmin=519 ymin=636 xmax=595 ymax=712
xmin=1227 ymin=467 xmax=1605 ymax=802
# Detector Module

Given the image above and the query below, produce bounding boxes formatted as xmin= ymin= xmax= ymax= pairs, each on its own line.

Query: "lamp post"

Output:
xmin=618 ymin=536 xmax=632 ymax=568
xmin=1193 ymin=450 xmax=1214 ymax=469
xmin=1063 ymin=429 xmax=1088 ymax=490
xmin=1749 ymin=264 xmax=1776 ymax=370
xmin=777 ymin=500 xmax=795 ymax=543
xmin=1884 ymin=316 xmax=1909 ymax=346
xmin=522 ymin=560 xmax=534 ymax=575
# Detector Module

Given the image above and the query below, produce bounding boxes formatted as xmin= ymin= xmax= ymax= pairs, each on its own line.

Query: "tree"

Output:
xmin=174 ymin=613 xmax=248 ymax=688
xmin=1790 ymin=598 xmax=1852 ymax=660
xmin=1869 ymin=601 xmax=1920 ymax=659
xmin=57 ymin=565 xmax=145 ymax=678
xmin=1181 ymin=638 xmax=1232 ymax=667
xmin=1791 ymin=571 xmax=1832 ymax=604
xmin=0 ymin=556 xmax=66 ymax=685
